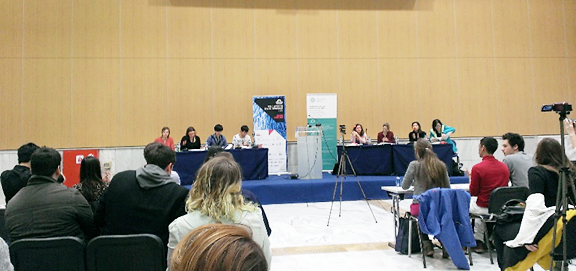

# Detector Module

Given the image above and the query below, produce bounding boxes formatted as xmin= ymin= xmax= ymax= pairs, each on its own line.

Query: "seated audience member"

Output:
xmin=377 ymin=123 xmax=395 ymax=144
xmin=94 ymin=142 xmax=188 ymax=249
xmin=73 ymin=156 xmax=110 ymax=213
xmin=203 ymin=147 xmax=272 ymax=236
xmin=401 ymin=139 xmax=450 ymax=257
xmin=0 ymin=237 xmax=13 ymax=271
xmin=233 ymin=125 xmax=252 ymax=148
xmin=429 ymin=119 xmax=457 ymax=153
xmin=5 ymin=147 xmax=97 ymax=242
xmin=180 ymin=126 xmax=201 ymax=150
xmin=501 ymin=132 xmax=534 ymax=187
xmin=170 ymin=224 xmax=268 ymax=271
xmin=167 ymin=156 xmax=271 ymax=269
xmin=468 ymin=137 xmax=509 ymax=253
xmin=408 ymin=121 xmax=426 ymax=143
xmin=350 ymin=123 xmax=368 ymax=144
xmin=206 ymin=124 xmax=228 ymax=148
xmin=492 ymin=138 xmax=576 ymax=270
xmin=154 ymin=126 xmax=175 ymax=150
xmin=1 ymin=142 xmax=39 ymax=204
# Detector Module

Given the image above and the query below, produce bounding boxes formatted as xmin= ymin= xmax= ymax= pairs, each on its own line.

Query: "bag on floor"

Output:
xmin=395 ymin=215 xmax=421 ymax=254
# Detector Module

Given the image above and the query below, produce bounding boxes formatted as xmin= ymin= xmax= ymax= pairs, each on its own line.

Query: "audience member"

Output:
xmin=154 ymin=126 xmax=175 ymax=150
xmin=350 ymin=123 xmax=368 ymax=144
xmin=180 ymin=126 xmax=201 ymax=150
xmin=73 ymin=156 xmax=110 ymax=212
xmin=408 ymin=121 xmax=426 ymax=142
xmin=401 ymin=139 xmax=450 ymax=257
xmin=203 ymin=147 xmax=272 ymax=236
xmin=170 ymin=224 xmax=268 ymax=271
xmin=233 ymin=125 xmax=252 ymax=148
xmin=429 ymin=119 xmax=457 ymax=153
xmin=167 ymin=156 xmax=271 ymax=269
xmin=377 ymin=123 xmax=395 ymax=143
xmin=94 ymin=142 xmax=188 ymax=249
xmin=5 ymin=147 xmax=97 ymax=242
xmin=501 ymin=133 xmax=534 ymax=187
xmin=0 ymin=237 xmax=13 ymax=271
xmin=492 ymin=138 xmax=576 ymax=270
xmin=1 ymin=142 xmax=38 ymax=204
xmin=206 ymin=124 xmax=228 ymax=147
xmin=468 ymin=137 xmax=509 ymax=253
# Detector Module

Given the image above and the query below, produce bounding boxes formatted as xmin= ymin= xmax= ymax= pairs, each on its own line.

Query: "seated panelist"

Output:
xmin=350 ymin=123 xmax=368 ymax=145
xmin=232 ymin=125 xmax=252 ymax=148
xmin=377 ymin=123 xmax=395 ymax=143
xmin=181 ymin=126 xmax=201 ymax=150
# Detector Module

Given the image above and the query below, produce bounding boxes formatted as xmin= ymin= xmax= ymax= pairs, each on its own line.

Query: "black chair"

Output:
xmin=9 ymin=236 xmax=85 ymax=271
xmin=86 ymin=234 xmax=165 ymax=271
xmin=470 ymin=186 xmax=530 ymax=264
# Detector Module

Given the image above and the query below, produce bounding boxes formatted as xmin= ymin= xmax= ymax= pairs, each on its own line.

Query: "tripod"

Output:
xmin=327 ymin=132 xmax=377 ymax=226
xmin=549 ymin=112 xmax=576 ymax=271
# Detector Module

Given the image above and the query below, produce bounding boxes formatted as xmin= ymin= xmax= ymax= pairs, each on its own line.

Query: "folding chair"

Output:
xmin=9 ymin=236 xmax=85 ymax=271
xmin=86 ymin=234 xmax=165 ymax=271
xmin=470 ymin=186 xmax=529 ymax=264
xmin=411 ymin=188 xmax=476 ymax=269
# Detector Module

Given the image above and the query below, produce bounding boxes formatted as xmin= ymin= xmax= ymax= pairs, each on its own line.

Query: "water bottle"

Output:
xmin=395 ymin=176 xmax=401 ymax=187
xmin=395 ymin=135 xmax=399 ymax=144
xmin=367 ymin=136 xmax=372 ymax=145
xmin=175 ymin=142 xmax=180 ymax=152
xmin=339 ymin=137 xmax=343 ymax=146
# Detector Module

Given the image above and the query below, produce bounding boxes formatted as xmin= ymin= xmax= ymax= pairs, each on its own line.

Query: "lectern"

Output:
xmin=295 ymin=126 xmax=323 ymax=179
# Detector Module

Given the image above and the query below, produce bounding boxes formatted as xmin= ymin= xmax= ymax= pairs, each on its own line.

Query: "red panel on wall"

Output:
xmin=62 ymin=149 xmax=99 ymax=188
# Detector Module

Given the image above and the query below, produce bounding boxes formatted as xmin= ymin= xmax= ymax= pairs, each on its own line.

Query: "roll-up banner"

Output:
xmin=253 ymin=96 xmax=287 ymax=173
xmin=306 ymin=93 xmax=338 ymax=171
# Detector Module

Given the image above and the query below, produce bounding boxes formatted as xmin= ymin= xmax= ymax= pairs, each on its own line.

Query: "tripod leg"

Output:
xmin=327 ymin=152 xmax=347 ymax=226
xmin=343 ymin=152 xmax=378 ymax=223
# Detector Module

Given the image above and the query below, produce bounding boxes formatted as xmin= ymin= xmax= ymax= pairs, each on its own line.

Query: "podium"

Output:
xmin=295 ymin=126 xmax=323 ymax=179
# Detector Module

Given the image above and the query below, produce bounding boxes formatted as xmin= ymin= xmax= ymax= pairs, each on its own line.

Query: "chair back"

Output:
xmin=9 ymin=236 xmax=85 ymax=271
xmin=0 ymin=207 xmax=9 ymax=244
xmin=86 ymin=234 xmax=165 ymax=271
xmin=488 ymin=186 xmax=529 ymax=214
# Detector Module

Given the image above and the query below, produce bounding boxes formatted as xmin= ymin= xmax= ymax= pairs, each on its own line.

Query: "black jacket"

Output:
xmin=1 ymin=165 xmax=31 ymax=204
xmin=94 ymin=168 xmax=189 ymax=247
xmin=5 ymin=175 xmax=97 ymax=242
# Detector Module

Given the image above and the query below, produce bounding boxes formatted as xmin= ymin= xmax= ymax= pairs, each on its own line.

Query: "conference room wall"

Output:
xmin=1 ymin=0 xmax=575 ymax=150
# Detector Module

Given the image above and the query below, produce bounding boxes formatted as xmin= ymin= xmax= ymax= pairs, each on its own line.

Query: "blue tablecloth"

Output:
xmin=392 ymin=143 xmax=453 ymax=175
xmin=174 ymin=148 xmax=269 ymax=185
xmin=336 ymin=144 xmax=454 ymax=176
xmin=336 ymin=144 xmax=394 ymax=175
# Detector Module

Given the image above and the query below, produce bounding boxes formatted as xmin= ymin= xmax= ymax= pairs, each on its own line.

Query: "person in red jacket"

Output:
xmin=468 ymin=137 xmax=509 ymax=253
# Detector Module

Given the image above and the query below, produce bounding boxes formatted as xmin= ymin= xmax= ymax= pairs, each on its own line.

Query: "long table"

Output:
xmin=336 ymin=143 xmax=454 ymax=176
xmin=174 ymin=148 xmax=268 ymax=185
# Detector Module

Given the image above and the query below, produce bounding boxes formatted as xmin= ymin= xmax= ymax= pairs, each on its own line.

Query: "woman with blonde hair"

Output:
xmin=167 ymin=156 xmax=271 ymax=269
xmin=401 ymin=139 xmax=450 ymax=256
xmin=170 ymin=223 xmax=268 ymax=271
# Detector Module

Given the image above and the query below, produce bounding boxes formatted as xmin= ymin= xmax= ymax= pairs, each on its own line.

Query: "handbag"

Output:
xmin=395 ymin=214 xmax=421 ymax=254
xmin=494 ymin=199 xmax=526 ymax=225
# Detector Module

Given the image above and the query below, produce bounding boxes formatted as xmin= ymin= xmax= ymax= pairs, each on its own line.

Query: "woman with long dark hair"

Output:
xmin=73 ymin=156 xmax=109 ymax=212
xmin=350 ymin=123 xmax=368 ymax=144
xmin=181 ymin=126 xmax=201 ymax=150
xmin=429 ymin=119 xmax=457 ymax=153
xmin=408 ymin=121 xmax=426 ymax=142
xmin=401 ymin=139 xmax=450 ymax=256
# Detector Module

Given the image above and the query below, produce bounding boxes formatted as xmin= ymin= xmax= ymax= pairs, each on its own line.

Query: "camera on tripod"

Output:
xmin=541 ymin=102 xmax=572 ymax=114
xmin=339 ymin=125 xmax=346 ymax=134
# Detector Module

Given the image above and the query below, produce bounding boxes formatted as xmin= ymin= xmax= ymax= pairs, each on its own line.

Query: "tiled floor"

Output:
xmin=265 ymin=200 xmax=573 ymax=271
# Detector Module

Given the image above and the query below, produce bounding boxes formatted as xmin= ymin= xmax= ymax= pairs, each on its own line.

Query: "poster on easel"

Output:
xmin=253 ymin=96 xmax=287 ymax=173
xmin=306 ymin=93 xmax=338 ymax=171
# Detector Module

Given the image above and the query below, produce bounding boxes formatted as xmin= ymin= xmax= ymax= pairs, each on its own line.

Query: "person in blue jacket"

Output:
xmin=429 ymin=119 xmax=457 ymax=153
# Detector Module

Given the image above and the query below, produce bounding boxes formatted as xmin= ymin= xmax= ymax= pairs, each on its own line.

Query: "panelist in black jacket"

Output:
xmin=181 ymin=126 xmax=201 ymax=150
xmin=408 ymin=121 xmax=427 ymax=142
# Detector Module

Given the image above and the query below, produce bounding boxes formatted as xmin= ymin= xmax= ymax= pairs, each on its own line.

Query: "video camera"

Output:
xmin=541 ymin=102 xmax=572 ymax=114
xmin=339 ymin=125 xmax=346 ymax=134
